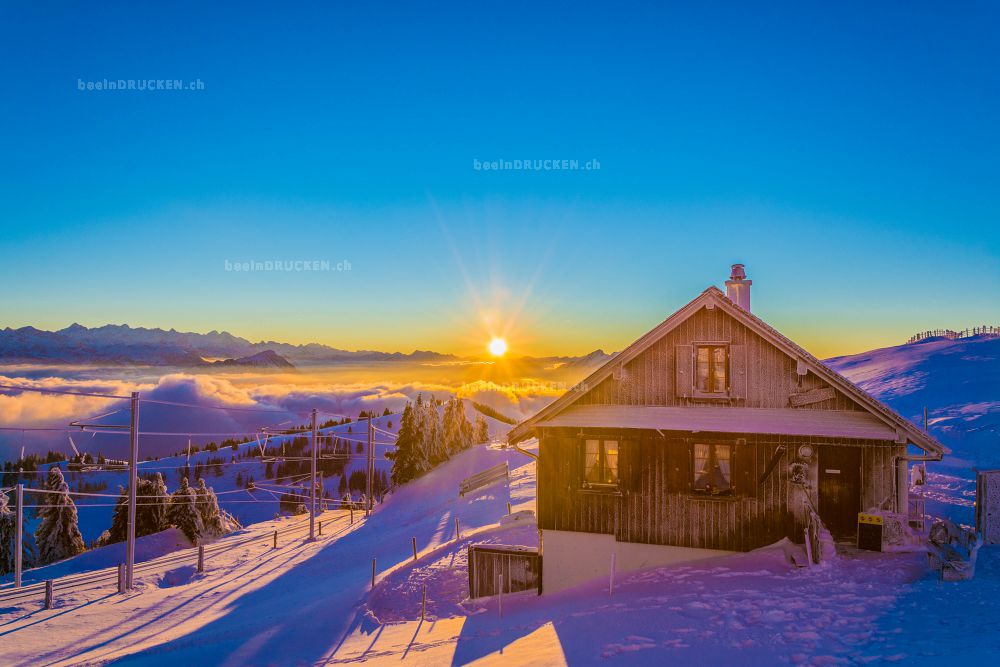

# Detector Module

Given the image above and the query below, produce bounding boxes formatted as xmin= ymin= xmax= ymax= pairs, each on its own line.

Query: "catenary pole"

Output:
xmin=126 ymin=391 xmax=139 ymax=589
xmin=366 ymin=415 xmax=373 ymax=516
xmin=15 ymin=483 xmax=23 ymax=588
xmin=309 ymin=408 xmax=318 ymax=540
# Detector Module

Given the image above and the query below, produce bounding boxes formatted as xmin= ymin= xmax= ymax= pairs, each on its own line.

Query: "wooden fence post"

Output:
xmin=421 ymin=584 xmax=426 ymax=621
xmin=507 ymin=501 xmax=511 ymax=515
xmin=455 ymin=517 xmax=460 ymax=541
xmin=319 ymin=521 xmax=323 ymax=536
xmin=44 ymin=580 xmax=53 ymax=609
xmin=412 ymin=537 xmax=418 ymax=561
xmin=609 ymin=553 xmax=616 ymax=596
xmin=350 ymin=507 xmax=354 ymax=524
xmin=197 ymin=545 xmax=205 ymax=573
xmin=273 ymin=530 xmax=278 ymax=549
xmin=371 ymin=558 xmax=376 ymax=589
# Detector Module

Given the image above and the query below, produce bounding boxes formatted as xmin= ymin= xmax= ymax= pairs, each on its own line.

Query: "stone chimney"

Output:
xmin=725 ymin=264 xmax=751 ymax=311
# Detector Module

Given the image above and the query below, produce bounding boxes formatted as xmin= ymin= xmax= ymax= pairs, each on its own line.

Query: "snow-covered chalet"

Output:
xmin=508 ymin=265 xmax=947 ymax=592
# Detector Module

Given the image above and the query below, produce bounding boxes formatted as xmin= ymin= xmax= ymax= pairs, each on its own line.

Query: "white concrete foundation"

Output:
xmin=541 ymin=529 xmax=734 ymax=594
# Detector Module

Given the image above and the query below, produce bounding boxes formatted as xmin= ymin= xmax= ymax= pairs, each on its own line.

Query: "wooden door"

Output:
xmin=818 ymin=446 xmax=862 ymax=539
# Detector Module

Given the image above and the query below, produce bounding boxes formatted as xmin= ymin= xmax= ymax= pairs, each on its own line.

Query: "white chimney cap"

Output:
xmin=725 ymin=264 xmax=751 ymax=311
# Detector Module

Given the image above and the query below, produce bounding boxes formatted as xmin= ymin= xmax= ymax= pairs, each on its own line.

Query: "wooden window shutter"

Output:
xmin=667 ymin=438 xmax=692 ymax=492
xmin=729 ymin=344 xmax=747 ymax=399
xmin=733 ymin=438 xmax=757 ymax=498
xmin=567 ymin=438 xmax=582 ymax=490
xmin=625 ymin=439 xmax=642 ymax=493
xmin=674 ymin=345 xmax=693 ymax=398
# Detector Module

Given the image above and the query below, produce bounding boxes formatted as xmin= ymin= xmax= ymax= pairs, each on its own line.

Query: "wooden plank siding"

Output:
xmin=468 ymin=545 xmax=542 ymax=597
xmin=577 ymin=306 xmax=862 ymax=412
xmin=538 ymin=430 xmax=902 ymax=552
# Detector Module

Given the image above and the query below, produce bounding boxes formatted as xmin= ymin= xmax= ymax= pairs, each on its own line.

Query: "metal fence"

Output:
xmin=459 ymin=462 xmax=508 ymax=497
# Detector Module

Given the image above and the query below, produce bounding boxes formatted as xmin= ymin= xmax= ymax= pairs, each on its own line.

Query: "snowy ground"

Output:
xmin=2 ymin=411 xmax=998 ymax=665
xmin=330 ymin=456 xmax=1000 ymax=666
xmin=0 ymin=443 xmax=528 ymax=665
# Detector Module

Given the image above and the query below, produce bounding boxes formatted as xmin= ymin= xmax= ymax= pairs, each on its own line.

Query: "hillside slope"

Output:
xmin=2 ymin=405 xmax=511 ymax=563
xmin=827 ymin=335 xmax=1000 ymax=469
xmin=0 ymin=442 xmax=530 ymax=666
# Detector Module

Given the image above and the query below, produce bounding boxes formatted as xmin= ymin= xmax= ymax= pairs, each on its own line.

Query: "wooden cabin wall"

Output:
xmin=576 ymin=306 xmax=862 ymax=411
xmin=538 ymin=431 xmax=901 ymax=552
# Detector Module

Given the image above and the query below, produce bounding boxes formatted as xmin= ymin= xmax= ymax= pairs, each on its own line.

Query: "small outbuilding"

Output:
xmin=508 ymin=265 xmax=947 ymax=593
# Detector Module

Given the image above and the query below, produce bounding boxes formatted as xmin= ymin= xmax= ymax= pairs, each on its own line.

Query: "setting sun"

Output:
xmin=488 ymin=337 xmax=508 ymax=357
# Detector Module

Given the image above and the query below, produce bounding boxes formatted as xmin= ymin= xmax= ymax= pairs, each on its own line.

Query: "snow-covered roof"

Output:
xmin=534 ymin=405 xmax=900 ymax=441
xmin=509 ymin=286 xmax=947 ymax=457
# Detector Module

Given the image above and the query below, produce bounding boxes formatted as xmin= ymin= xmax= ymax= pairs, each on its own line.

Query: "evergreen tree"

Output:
xmin=106 ymin=473 xmax=170 ymax=544
xmin=195 ymin=478 xmax=229 ymax=537
xmin=168 ymin=477 xmax=204 ymax=544
xmin=474 ymin=414 xmax=489 ymax=444
xmin=441 ymin=398 xmax=474 ymax=457
xmin=0 ymin=491 xmax=14 ymax=575
xmin=34 ymin=467 xmax=85 ymax=565
xmin=422 ymin=395 xmax=444 ymax=465
xmin=387 ymin=401 xmax=426 ymax=485
xmin=0 ymin=490 xmax=36 ymax=575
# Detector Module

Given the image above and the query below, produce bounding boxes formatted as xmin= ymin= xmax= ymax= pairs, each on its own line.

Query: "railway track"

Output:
xmin=0 ymin=510 xmax=361 ymax=608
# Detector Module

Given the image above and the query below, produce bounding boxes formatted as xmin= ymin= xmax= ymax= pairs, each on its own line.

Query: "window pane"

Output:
xmin=696 ymin=346 xmax=710 ymax=392
xmin=693 ymin=443 xmax=710 ymax=490
xmin=712 ymin=347 xmax=727 ymax=392
xmin=584 ymin=440 xmax=601 ymax=483
xmin=715 ymin=444 xmax=732 ymax=491
xmin=694 ymin=443 xmax=732 ymax=494
xmin=603 ymin=440 xmax=619 ymax=484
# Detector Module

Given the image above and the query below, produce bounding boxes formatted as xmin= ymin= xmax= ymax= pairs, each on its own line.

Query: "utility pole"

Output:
xmin=14 ymin=483 xmax=22 ymax=588
xmin=126 ymin=391 xmax=139 ymax=589
xmin=366 ymin=415 xmax=373 ymax=517
xmin=309 ymin=408 xmax=318 ymax=540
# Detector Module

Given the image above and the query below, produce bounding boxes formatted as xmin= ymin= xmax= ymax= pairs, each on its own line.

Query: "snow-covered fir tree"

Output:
xmin=168 ymin=477 xmax=204 ymax=544
xmin=0 ymin=489 xmax=37 ymax=576
xmin=104 ymin=472 xmax=169 ymax=544
xmin=34 ymin=467 xmax=85 ymax=565
xmin=387 ymin=400 xmax=427 ymax=485
xmin=474 ymin=414 xmax=489 ymax=444
xmin=195 ymin=478 xmax=230 ymax=538
xmin=443 ymin=397 xmax=475 ymax=456
xmin=1 ymin=491 xmax=19 ymax=575
xmin=389 ymin=395 xmax=478 ymax=486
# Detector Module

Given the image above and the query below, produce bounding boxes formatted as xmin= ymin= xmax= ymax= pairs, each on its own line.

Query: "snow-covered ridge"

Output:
xmin=827 ymin=334 xmax=1000 ymax=470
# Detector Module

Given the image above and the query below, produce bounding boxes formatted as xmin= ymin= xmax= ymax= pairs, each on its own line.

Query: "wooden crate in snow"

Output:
xmin=468 ymin=544 xmax=541 ymax=598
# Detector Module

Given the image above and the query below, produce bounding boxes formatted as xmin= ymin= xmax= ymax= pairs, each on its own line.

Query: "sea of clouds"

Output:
xmin=0 ymin=366 xmax=571 ymax=461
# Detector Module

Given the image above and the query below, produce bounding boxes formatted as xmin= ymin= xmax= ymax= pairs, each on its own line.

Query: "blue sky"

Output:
xmin=0 ymin=1 xmax=997 ymax=357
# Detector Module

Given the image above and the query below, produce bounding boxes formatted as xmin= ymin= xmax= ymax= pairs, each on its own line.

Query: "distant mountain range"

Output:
xmin=0 ymin=324 xmax=614 ymax=369
xmin=0 ymin=324 xmax=458 ymax=368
